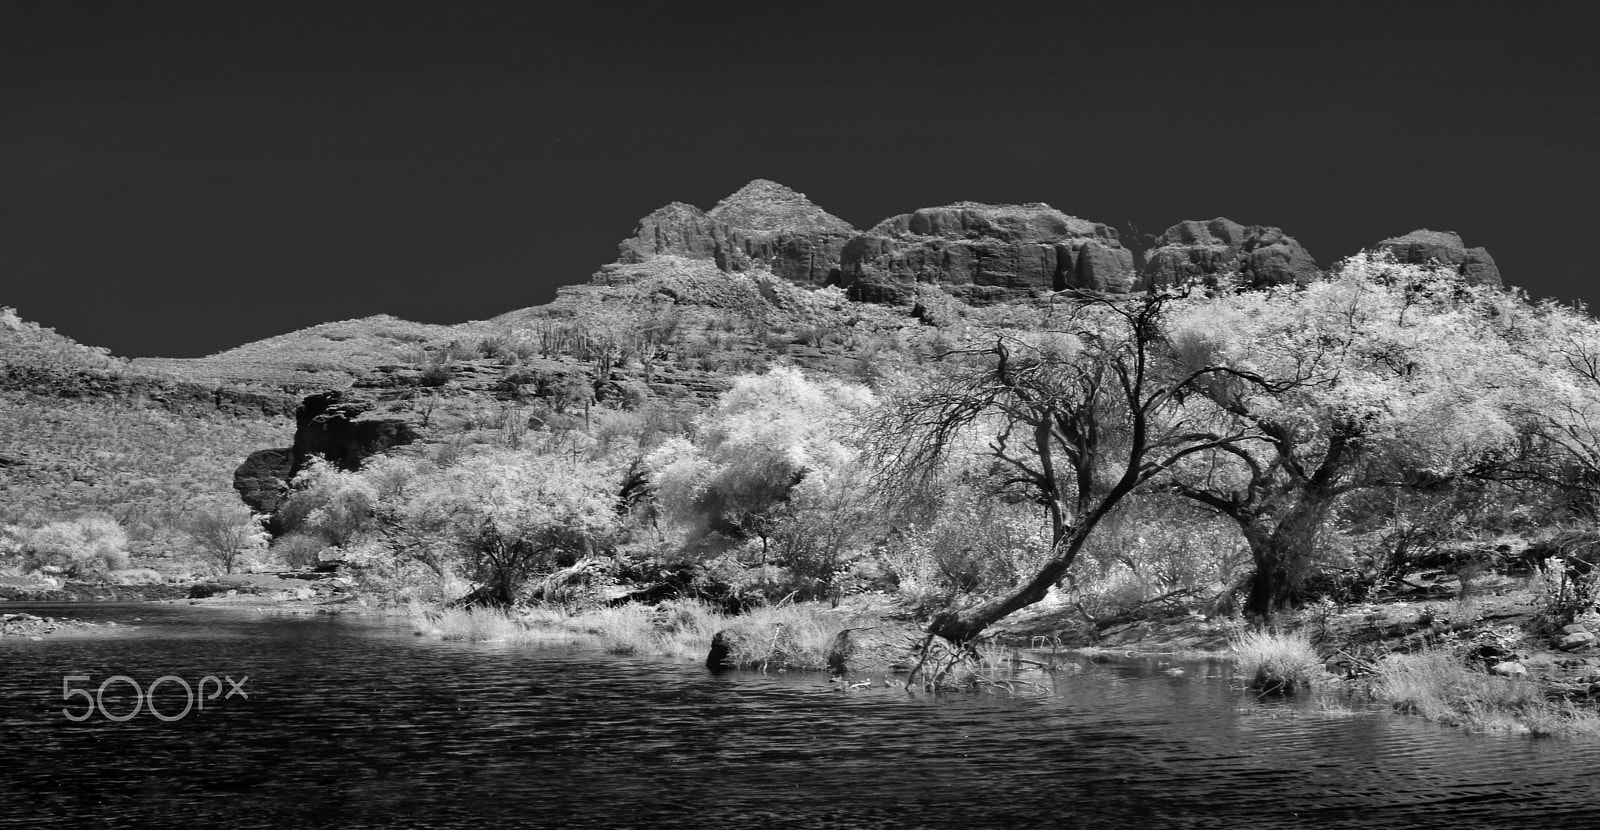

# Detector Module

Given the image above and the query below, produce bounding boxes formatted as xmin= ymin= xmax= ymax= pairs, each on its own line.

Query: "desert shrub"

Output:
xmin=879 ymin=493 xmax=1052 ymax=602
xmin=1231 ymin=629 xmax=1328 ymax=695
xmin=340 ymin=538 xmax=457 ymax=605
xmin=277 ymin=459 xmax=379 ymax=547
xmin=1068 ymin=494 xmax=1245 ymax=617
xmin=1528 ymin=560 xmax=1599 ymax=634
xmin=15 ymin=514 xmax=131 ymax=580
xmin=475 ymin=335 xmax=510 ymax=360
xmin=419 ymin=361 xmax=452 ymax=387
xmin=273 ymin=531 xmax=329 ymax=569
xmin=108 ymin=568 xmax=165 ymax=586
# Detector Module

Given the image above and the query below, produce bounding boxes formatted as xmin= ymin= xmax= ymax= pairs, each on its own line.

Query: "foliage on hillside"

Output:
xmin=134 ymin=315 xmax=460 ymax=391
xmin=0 ymin=389 xmax=291 ymax=561
xmin=1 ymin=305 xmax=294 ymax=573
xmin=0 ymin=306 xmax=124 ymax=374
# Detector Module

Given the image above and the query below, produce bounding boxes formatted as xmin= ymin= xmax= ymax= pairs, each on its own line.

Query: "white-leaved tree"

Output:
xmin=647 ymin=366 xmax=875 ymax=556
xmin=390 ymin=448 xmax=620 ymax=605
xmin=187 ymin=500 xmax=269 ymax=574
xmin=1164 ymin=253 xmax=1532 ymax=617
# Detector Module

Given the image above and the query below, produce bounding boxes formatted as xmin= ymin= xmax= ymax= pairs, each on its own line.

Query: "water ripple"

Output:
xmin=2 ymin=603 xmax=1597 ymax=828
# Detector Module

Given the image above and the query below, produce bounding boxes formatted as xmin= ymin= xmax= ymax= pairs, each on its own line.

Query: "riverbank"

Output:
xmin=12 ymin=562 xmax=1598 ymax=735
xmin=0 ymin=611 xmax=121 ymax=638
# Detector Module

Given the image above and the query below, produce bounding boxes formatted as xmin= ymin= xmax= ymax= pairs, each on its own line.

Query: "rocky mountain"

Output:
xmin=1141 ymin=218 xmax=1321 ymax=289
xmin=606 ymin=179 xmax=1510 ymax=308
xmin=612 ymin=179 xmax=856 ymax=287
xmin=837 ymin=203 xmax=1137 ymax=303
xmin=3 ymin=179 xmax=1521 ymax=545
xmin=1375 ymin=229 xmax=1502 ymax=287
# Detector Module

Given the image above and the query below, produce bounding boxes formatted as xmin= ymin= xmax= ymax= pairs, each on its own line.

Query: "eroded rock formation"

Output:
xmin=614 ymin=179 xmax=855 ymax=286
xmin=233 ymin=390 xmax=419 ymax=523
xmin=1374 ymin=229 xmax=1502 ymax=287
xmin=288 ymin=391 xmax=419 ymax=474
xmin=1142 ymin=218 xmax=1320 ymax=289
xmin=837 ymin=202 xmax=1136 ymax=304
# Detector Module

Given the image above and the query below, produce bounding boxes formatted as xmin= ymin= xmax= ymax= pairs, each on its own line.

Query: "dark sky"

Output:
xmin=4 ymin=1 xmax=1597 ymax=358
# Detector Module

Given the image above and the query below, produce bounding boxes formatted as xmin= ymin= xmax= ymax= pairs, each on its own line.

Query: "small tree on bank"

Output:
xmin=187 ymin=501 xmax=268 ymax=574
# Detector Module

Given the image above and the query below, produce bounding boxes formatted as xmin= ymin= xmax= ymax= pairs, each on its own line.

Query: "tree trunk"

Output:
xmin=925 ymin=511 xmax=1099 ymax=644
xmin=1240 ymin=498 xmax=1328 ymax=619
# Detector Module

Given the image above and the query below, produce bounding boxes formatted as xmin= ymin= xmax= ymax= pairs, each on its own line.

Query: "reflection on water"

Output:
xmin=2 ymin=603 xmax=1597 ymax=829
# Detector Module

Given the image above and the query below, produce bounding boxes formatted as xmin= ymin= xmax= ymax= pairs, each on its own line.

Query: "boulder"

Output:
xmin=1490 ymin=661 xmax=1528 ymax=677
xmin=614 ymin=180 xmax=856 ymax=287
xmin=1558 ymin=631 xmax=1596 ymax=651
xmin=824 ymin=625 xmax=923 ymax=677
xmin=838 ymin=202 xmax=1136 ymax=304
xmin=1374 ymin=229 xmax=1502 ymax=287
xmin=233 ymin=447 xmax=293 ymax=515
xmin=1142 ymin=218 xmax=1320 ymax=289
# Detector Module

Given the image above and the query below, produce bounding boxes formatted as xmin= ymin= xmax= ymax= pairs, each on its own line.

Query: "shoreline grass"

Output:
xmin=410 ymin=599 xmax=843 ymax=670
xmin=410 ymin=600 xmax=1600 ymax=737
xmin=1369 ymin=649 xmax=1600 ymax=737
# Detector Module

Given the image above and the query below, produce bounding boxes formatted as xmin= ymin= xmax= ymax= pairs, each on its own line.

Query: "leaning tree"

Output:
xmin=866 ymin=290 xmax=1254 ymax=644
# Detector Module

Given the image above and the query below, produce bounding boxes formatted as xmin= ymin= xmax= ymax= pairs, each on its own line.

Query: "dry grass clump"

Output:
xmin=1371 ymin=649 xmax=1600 ymax=737
xmin=412 ymin=605 xmax=526 ymax=642
xmin=1231 ymin=629 xmax=1329 ymax=695
xmin=710 ymin=604 xmax=836 ymax=671
xmin=578 ymin=602 xmax=658 ymax=655
xmin=412 ymin=598 xmax=840 ymax=671
xmin=649 ymin=599 xmax=726 ymax=659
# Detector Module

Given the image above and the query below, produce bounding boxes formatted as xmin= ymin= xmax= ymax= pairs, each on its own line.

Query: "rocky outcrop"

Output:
xmin=614 ymin=179 xmax=855 ymax=286
xmin=288 ymin=391 xmax=419 ymax=475
xmin=234 ymin=447 xmax=293 ymax=515
xmin=232 ymin=391 xmax=419 ymax=523
xmin=837 ymin=202 xmax=1136 ymax=304
xmin=1142 ymin=218 xmax=1320 ymax=289
xmin=1374 ymin=229 xmax=1502 ymax=287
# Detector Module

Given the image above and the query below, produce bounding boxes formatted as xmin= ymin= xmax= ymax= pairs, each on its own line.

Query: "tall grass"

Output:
xmin=414 ymin=605 xmax=525 ymax=642
xmin=705 ymin=604 xmax=836 ymax=671
xmin=411 ymin=599 xmax=840 ymax=670
xmin=1231 ymin=630 xmax=1328 ymax=694
xmin=1371 ymin=649 xmax=1600 ymax=736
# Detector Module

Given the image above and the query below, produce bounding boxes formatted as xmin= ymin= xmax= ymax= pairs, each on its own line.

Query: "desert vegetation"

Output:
xmin=9 ymin=250 xmax=1600 ymax=733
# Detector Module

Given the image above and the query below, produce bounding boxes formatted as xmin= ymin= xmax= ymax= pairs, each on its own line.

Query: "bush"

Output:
xmin=108 ymin=568 xmax=165 ymax=586
xmin=272 ymin=531 xmax=329 ymax=569
xmin=419 ymin=362 xmax=451 ymax=387
xmin=16 ymin=514 xmax=131 ymax=580
xmin=1231 ymin=630 xmax=1328 ymax=694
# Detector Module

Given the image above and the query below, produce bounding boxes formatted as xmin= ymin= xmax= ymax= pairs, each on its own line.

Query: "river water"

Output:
xmin=1 ymin=602 xmax=1596 ymax=829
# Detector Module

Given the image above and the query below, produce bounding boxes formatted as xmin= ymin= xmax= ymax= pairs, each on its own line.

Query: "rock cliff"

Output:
xmin=614 ymin=179 xmax=855 ymax=286
xmin=233 ymin=390 xmax=419 ymax=520
xmin=837 ymin=202 xmax=1136 ymax=303
xmin=1141 ymin=218 xmax=1321 ymax=289
xmin=1374 ymin=229 xmax=1502 ymax=287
